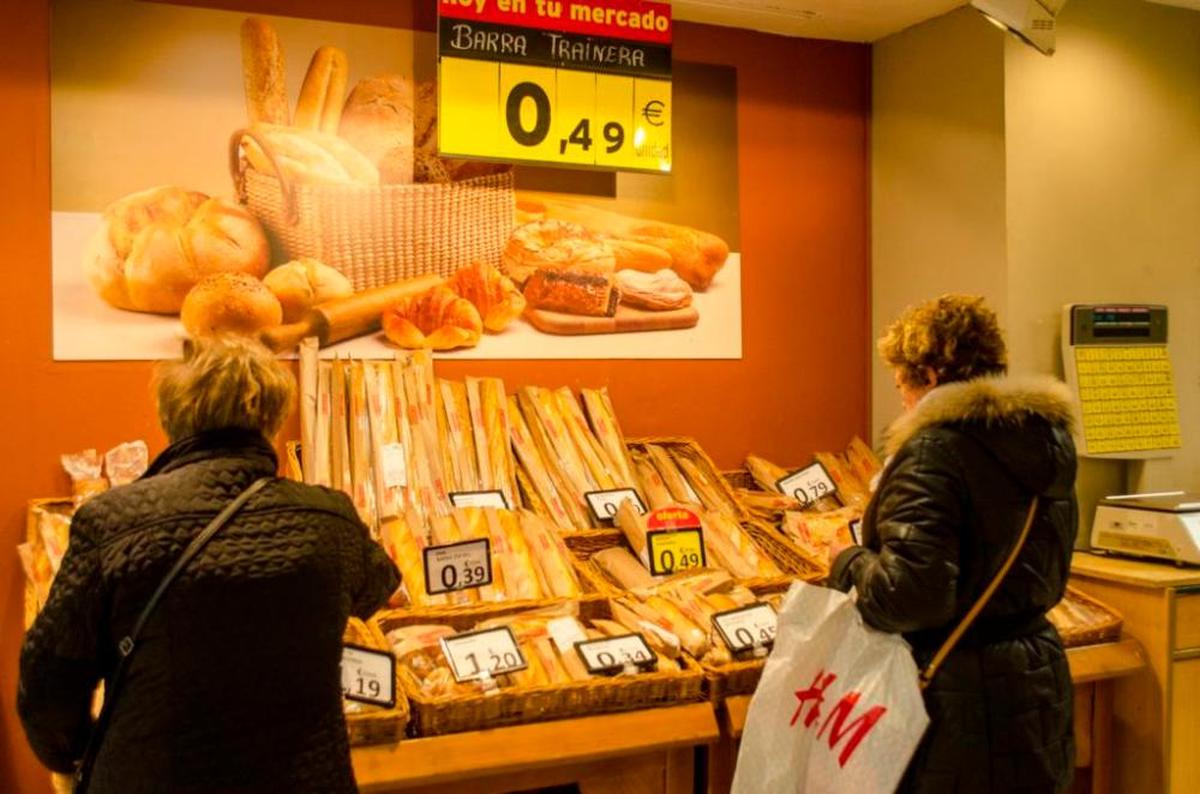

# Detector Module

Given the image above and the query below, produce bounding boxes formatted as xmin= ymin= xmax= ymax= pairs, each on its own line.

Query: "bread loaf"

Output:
xmin=295 ymin=46 xmax=348 ymax=134
xmin=262 ymin=258 xmax=354 ymax=322
xmin=339 ymin=74 xmax=414 ymax=184
xmin=180 ymin=273 xmax=282 ymax=337
xmin=240 ymin=18 xmax=289 ymax=125
xmin=244 ymin=122 xmax=379 ymax=186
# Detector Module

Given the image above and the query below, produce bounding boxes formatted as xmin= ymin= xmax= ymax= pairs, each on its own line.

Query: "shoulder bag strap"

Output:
xmin=74 ymin=477 xmax=271 ymax=792
xmin=918 ymin=496 xmax=1040 ymax=691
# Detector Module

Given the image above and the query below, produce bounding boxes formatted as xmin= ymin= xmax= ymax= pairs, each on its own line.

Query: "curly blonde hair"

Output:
xmin=879 ymin=295 xmax=1007 ymax=387
xmin=155 ymin=335 xmax=295 ymax=442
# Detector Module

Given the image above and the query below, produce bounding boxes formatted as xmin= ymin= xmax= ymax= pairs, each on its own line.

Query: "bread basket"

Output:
xmin=229 ymin=128 xmax=516 ymax=291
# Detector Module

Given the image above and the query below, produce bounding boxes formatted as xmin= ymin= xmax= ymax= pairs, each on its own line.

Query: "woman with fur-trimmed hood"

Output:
xmin=830 ymin=295 xmax=1077 ymax=793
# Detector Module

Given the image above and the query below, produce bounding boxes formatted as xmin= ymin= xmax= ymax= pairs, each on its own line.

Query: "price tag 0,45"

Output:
xmin=585 ymin=488 xmax=648 ymax=524
xmin=575 ymin=634 xmax=658 ymax=676
xmin=423 ymin=538 xmax=493 ymax=596
xmin=712 ymin=603 xmax=778 ymax=657
xmin=440 ymin=627 xmax=527 ymax=684
xmin=646 ymin=527 xmax=706 ymax=576
xmin=448 ymin=489 xmax=510 ymax=509
xmin=776 ymin=462 xmax=838 ymax=506
xmin=341 ymin=644 xmax=396 ymax=708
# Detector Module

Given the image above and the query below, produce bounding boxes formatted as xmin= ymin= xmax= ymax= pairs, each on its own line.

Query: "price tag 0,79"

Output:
xmin=776 ymin=462 xmax=838 ymax=506
xmin=575 ymin=634 xmax=658 ymax=676
xmin=440 ymin=627 xmax=528 ymax=684
xmin=646 ymin=527 xmax=706 ymax=576
xmin=585 ymin=488 xmax=648 ymax=524
xmin=423 ymin=538 xmax=492 ymax=596
xmin=712 ymin=603 xmax=778 ymax=657
xmin=341 ymin=644 xmax=396 ymax=708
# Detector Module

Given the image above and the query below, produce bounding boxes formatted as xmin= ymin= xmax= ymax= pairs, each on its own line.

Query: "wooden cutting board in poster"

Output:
xmin=524 ymin=304 xmax=698 ymax=335
xmin=437 ymin=0 xmax=672 ymax=172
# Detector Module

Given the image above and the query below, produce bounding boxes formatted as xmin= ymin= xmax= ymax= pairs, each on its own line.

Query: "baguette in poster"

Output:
xmin=295 ymin=46 xmax=348 ymax=133
xmin=261 ymin=273 xmax=443 ymax=351
xmin=240 ymin=18 xmax=289 ymax=125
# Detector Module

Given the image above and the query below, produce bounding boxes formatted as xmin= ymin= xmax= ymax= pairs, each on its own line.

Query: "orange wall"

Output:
xmin=0 ymin=2 xmax=869 ymax=790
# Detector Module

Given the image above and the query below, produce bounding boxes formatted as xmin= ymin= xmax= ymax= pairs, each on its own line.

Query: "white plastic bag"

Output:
xmin=732 ymin=582 xmax=929 ymax=794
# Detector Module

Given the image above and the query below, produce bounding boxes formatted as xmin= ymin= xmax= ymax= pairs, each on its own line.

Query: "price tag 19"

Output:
xmin=440 ymin=627 xmax=528 ymax=684
xmin=776 ymin=462 xmax=838 ymax=506
xmin=585 ymin=488 xmax=648 ymax=524
xmin=423 ymin=538 xmax=493 ymax=596
xmin=341 ymin=644 xmax=396 ymax=708
xmin=575 ymin=634 xmax=658 ymax=676
xmin=712 ymin=603 xmax=778 ymax=656
xmin=448 ymin=489 xmax=510 ymax=509
xmin=646 ymin=527 xmax=706 ymax=576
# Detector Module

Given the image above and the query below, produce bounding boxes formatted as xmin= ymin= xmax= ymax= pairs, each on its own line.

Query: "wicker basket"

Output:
xmin=628 ymin=437 xmax=750 ymax=522
xmin=343 ymin=617 xmax=410 ymax=745
xmin=1051 ymin=586 xmax=1124 ymax=648
xmin=375 ymin=600 xmax=705 ymax=736
xmin=230 ymin=128 xmax=516 ymax=291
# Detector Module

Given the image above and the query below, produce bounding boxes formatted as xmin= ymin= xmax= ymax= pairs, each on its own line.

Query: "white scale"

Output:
xmin=1091 ymin=492 xmax=1200 ymax=566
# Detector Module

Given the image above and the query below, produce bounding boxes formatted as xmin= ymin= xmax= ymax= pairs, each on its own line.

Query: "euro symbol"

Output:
xmin=642 ymin=100 xmax=665 ymax=127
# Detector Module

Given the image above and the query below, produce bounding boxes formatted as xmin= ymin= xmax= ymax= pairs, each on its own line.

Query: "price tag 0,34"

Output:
xmin=440 ymin=627 xmax=527 ymax=684
xmin=341 ymin=644 xmax=396 ymax=708
xmin=713 ymin=603 xmax=778 ymax=658
xmin=585 ymin=488 xmax=648 ymax=524
xmin=776 ymin=462 xmax=838 ymax=506
xmin=575 ymin=634 xmax=658 ymax=676
xmin=448 ymin=489 xmax=510 ymax=509
xmin=423 ymin=538 xmax=493 ymax=596
xmin=646 ymin=527 xmax=706 ymax=576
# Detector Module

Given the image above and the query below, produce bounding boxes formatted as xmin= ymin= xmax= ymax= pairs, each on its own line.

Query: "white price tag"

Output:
xmin=849 ymin=518 xmax=861 ymax=544
xmin=422 ymin=538 xmax=493 ymax=595
xmin=440 ymin=627 xmax=527 ymax=683
xmin=713 ymin=603 xmax=778 ymax=655
xmin=381 ymin=442 xmax=407 ymax=488
xmin=585 ymin=488 xmax=648 ymax=523
xmin=575 ymin=634 xmax=658 ymax=675
xmin=776 ymin=462 xmax=838 ymax=506
xmin=548 ymin=617 xmax=589 ymax=654
xmin=448 ymin=490 xmax=510 ymax=509
xmin=341 ymin=645 xmax=396 ymax=707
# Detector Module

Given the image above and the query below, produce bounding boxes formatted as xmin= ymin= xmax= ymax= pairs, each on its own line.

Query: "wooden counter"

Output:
xmin=1072 ymin=552 xmax=1200 ymax=588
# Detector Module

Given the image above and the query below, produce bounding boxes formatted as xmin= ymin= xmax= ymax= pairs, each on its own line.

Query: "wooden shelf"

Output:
xmin=1073 ymin=552 xmax=1200 ymax=589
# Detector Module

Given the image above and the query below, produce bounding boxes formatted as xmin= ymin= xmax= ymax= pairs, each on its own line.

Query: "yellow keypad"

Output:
xmin=1075 ymin=345 xmax=1182 ymax=455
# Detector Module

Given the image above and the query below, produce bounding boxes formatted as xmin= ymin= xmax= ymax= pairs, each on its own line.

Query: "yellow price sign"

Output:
xmin=646 ymin=528 xmax=706 ymax=576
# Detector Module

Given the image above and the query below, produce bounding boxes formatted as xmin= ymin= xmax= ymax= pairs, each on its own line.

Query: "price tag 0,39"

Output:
xmin=341 ymin=644 xmax=396 ymax=708
xmin=448 ymin=489 xmax=511 ymax=509
xmin=713 ymin=603 xmax=778 ymax=658
xmin=585 ymin=488 xmax=648 ymax=524
xmin=440 ymin=627 xmax=527 ymax=684
xmin=646 ymin=527 xmax=706 ymax=576
xmin=423 ymin=538 xmax=493 ymax=596
xmin=575 ymin=634 xmax=658 ymax=676
xmin=776 ymin=462 xmax=838 ymax=506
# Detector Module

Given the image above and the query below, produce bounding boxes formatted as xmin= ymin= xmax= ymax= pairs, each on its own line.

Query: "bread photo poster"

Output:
xmin=50 ymin=0 xmax=741 ymax=361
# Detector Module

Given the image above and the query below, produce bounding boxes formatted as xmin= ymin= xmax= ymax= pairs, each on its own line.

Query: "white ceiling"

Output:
xmin=672 ymin=0 xmax=969 ymax=42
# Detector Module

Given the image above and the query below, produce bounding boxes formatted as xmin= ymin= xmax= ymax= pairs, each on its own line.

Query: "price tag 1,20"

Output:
xmin=585 ymin=488 xmax=648 ymax=524
xmin=645 ymin=527 xmax=706 ymax=576
xmin=341 ymin=644 xmax=396 ymax=708
xmin=713 ymin=603 xmax=778 ymax=657
xmin=423 ymin=538 xmax=493 ymax=596
xmin=448 ymin=489 xmax=510 ymax=510
xmin=575 ymin=634 xmax=658 ymax=676
xmin=440 ymin=627 xmax=528 ymax=684
xmin=776 ymin=462 xmax=838 ymax=506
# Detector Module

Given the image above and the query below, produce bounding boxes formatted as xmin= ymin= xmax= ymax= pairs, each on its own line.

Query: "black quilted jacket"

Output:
xmin=831 ymin=376 xmax=1078 ymax=794
xmin=18 ymin=429 xmax=400 ymax=793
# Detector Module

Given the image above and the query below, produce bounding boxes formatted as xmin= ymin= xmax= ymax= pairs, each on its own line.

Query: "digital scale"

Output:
xmin=1091 ymin=492 xmax=1200 ymax=566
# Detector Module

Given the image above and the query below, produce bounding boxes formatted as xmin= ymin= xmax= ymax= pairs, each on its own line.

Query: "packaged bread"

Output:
xmin=814 ymin=452 xmax=869 ymax=510
xmin=632 ymin=454 xmax=673 ymax=510
xmin=646 ymin=445 xmax=699 ymax=506
xmin=61 ymin=449 xmax=107 ymax=505
xmin=295 ymin=46 xmax=348 ymax=134
xmin=240 ymin=18 xmax=289 ymax=125
xmin=263 ymin=258 xmax=353 ymax=322
xmin=103 ymin=441 xmax=149 ymax=487
xmin=593 ymin=546 xmax=656 ymax=591
xmin=382 ymin=286 xmax=482 ymax=351
xmin=339 ymin=74 xmax=414 ymax=183
xmin=180 ymin=273 xmax=283 ymax=337
xmin=745 ymin=454 xmax=790 ymax=493
xmin=517 ymin=512 xmax=582 ymax=598
xmin=845 ymin=436 xmax=884 ymax=487
xmin=580 ymin=388 xmax=638 ymax=490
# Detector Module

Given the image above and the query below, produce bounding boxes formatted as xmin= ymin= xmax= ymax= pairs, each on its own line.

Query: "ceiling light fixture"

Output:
xmin=969 ymin=0 xmax=1068 ymax=55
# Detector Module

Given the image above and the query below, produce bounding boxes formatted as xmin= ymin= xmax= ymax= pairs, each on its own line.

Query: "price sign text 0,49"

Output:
xmin=646 ymin=527 xmax=706 ymax=576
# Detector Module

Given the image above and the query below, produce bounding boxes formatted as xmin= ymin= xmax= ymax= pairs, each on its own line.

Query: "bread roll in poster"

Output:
xmin=340 ymin=74 xmax=415 ymax=184
xmin=181 ymin=273 xmax=282 ymax=337
xmin=263 ymin=258 xmax=354 ymax=322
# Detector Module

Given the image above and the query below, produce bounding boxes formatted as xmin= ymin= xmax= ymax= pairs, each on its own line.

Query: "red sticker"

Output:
xmin=646 ymin=506 xmax=701 ymax=531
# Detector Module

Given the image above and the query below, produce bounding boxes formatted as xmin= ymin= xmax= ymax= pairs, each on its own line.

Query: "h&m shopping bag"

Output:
xmin=732 ymin=582 xmax=929 ymax=794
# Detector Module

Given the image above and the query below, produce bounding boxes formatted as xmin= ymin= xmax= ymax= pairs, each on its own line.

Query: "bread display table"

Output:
xmin=351 ymin=702 xmax=718 ymax=793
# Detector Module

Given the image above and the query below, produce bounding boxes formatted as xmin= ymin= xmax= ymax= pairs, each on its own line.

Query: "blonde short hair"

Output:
xmin=155 ymin=335 xmax=295 ymax=442
xmin=879 ymin=294 xmax=1007 ymax=387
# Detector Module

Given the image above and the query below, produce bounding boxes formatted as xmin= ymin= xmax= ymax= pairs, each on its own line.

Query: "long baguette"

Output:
xmin=295 ymin=46 xmax=348 ymax=133
xmin=240 ymin=18 xmax=289 ymax=125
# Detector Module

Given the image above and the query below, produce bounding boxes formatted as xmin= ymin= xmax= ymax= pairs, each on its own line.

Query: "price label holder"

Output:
xmin=585 ymin=487 xmax=648 ymax=524
xmin=441 ymin=626 xmax=528 ymax=685
xmin=646 ymin=527 xmax=706 ymax=576
xmin=575 ymin=634 xmax=658 ymax=676
xmin=776 ymin=462 xmax=838 ymax=507
xmin=448 ymin=489 xmax=511 ymax=509
xmin=341 ymin=644 xmax=396 ymax=708
xmin=849 ymin=518 xmax=861 ymax=544
xmin=423 ymin=537 xmax=493 ymax=596
xmin=712 ymin=603 xmax=778 ymax=659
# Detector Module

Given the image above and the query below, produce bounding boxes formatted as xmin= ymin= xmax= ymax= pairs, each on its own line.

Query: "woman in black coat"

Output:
xmin=18 ymin=336 xmax=400 ymax=793
xmin=830 ymin=295 xmax=1077 ymax=793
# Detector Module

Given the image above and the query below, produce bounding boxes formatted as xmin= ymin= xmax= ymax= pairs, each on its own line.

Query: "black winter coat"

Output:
xmin=831 ymin=376 xmax=1078 ymax=794
xmin=18 ymin=429 xmax=400 ymax=793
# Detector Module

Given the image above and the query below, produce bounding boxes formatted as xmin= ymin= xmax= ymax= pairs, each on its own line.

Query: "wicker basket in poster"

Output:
xmin=374 ymin=600 xmax=705 ymax=736
xmin=229 ymin=129 xmax=516 ymax=292
xmin=342 ymin=617 xmax=410 ymax=745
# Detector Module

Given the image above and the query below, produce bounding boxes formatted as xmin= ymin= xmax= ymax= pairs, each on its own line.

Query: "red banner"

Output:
xmin=439 ymin=0 xmax=672 ymax=45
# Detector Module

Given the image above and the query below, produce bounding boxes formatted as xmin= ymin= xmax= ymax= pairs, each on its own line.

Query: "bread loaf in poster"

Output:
xmin=339 ymin=74 xmax=415 ymax=183
xmin=523 ymin=269 xmax=618 ymax=317
xmin=263 ymin=258 xmax=354 ymax=322
xmin=181 ymin=273 xmax=282 ymax=337
xmin=83 ymin=186 xmax=270 ymax=314
xmin=295 ymin=46 xmax=348 ymax=134
xmin=243 ymin=122 xmax=379 ymax=186
xmin=240 ymin=18 xmax=289 ymax=125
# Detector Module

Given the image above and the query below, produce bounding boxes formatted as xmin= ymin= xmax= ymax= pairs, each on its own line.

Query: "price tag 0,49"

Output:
xmin=585 ymin=488 xmax=648 ymax=524
xmin=713 ymin=603 xmax=778 ymax=657
xmin=440 ymin=627 xmax=527 ymax=684
xmin=341 ymin=644 xmax=396 ymax=708
xmin=646 ymin=527 xmax=706 ymax=576
xmin=575 ymin=634 xmax=658 ymax=676
xmin=776 ymin=462 xmax=838 ymax=506
xmin=423 ymin=538 xmax=493 ymax=596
